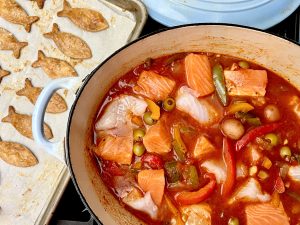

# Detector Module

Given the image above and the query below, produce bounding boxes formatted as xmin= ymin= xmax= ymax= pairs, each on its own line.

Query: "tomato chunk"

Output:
xmin=141 ymin=153 xmax=163 ymax=169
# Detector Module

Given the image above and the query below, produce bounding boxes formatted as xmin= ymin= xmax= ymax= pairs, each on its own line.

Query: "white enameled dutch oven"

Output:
xmin=32 ymin=25 xmax=300 ymax=225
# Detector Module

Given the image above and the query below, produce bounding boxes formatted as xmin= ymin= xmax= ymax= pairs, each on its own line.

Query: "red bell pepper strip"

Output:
xmin=274 ymin=175 xmax=285 ymax=194
xmin=221 ymin=137 xmax=236 ymax=197
xmin=175 ymin=173 xmax=216 ymax=205
xmin=236 ymin=123 xmax=282 ymax=151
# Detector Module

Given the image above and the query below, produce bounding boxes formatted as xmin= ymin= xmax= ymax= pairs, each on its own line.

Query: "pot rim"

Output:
xmin=65 ymin=23 xmax=300 ymax=224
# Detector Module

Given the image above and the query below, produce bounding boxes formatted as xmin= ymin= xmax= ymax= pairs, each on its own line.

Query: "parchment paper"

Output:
xmin=0 ymin=0 xmax=136 ymax=224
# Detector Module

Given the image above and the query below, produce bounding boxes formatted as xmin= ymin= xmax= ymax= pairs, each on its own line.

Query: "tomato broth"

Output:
xmin=89 ymin=52 xmax=300 ymax=225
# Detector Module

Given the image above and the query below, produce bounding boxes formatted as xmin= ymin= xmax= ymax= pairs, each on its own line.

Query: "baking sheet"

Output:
xmin=0 ymin=0 xmax=144 ymax=224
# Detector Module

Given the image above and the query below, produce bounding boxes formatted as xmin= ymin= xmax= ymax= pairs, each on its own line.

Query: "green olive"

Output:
xmin=133 ymin=142 xmax=146 ymax=156
xmin=163 ymin=97 xmax=176 ymax=112
xmin=143 ymin=111 xmax=155 ymax=125
xmin=133 ymin=128 xmax=145 ymax=141
xmin=238 ymin=61 xmax=250 ymax=69
xmin=228 ymin=217 xmax=239 ymax=225
xmin=280 ymin=146 xmax=291 ymax=158
xmin=265 ymin=133 xmax=279 ymax=146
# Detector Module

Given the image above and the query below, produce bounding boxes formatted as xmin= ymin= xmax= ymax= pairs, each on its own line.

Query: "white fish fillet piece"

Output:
xmin=95 ymin=95 xmax=147 ymax=131
xmin=181 ymin=203 xmax=211 ymax=225
xmin=236 ymin=162 xmax=248 ymax=178
xmin=201 ymin=159 xmax=226 ymax=184
xmin=126 ymin=192 xmax=158 ymax=219
xmin=288 ymin=165 xmax=300 ymax=182
xmin=229 ymin=178 xmax=270 ymax=204
xmin=176 ymin=86 xmax=219 ymax=125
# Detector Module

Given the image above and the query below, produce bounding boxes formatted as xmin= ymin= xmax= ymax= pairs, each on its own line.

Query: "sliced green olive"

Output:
xmin=238 ymin=61 xmax=250 ymax=69
xmin=133 ymin=128 xmax=145 ymax=141
xmin=143 ymin=111 xmax=156 ymax=125
xmin=133 ymin=142 xmax=146 ymax=156
xmin=265 ymin=133 xmax=279 ymax=146
xmin=280 ymin=146 xmax=291 ymax=158
xmin=163 ymin=97 xmax=176 ymax=112
xmin=228 ymin=217 xmax=239 ymax=225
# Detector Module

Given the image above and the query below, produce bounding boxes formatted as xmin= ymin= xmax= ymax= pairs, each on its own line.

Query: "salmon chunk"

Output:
xmin=143 ymin=120 xmax=172 ymax=154
xmin=94 ymin=133 xmax=133 ymax=165
xmin=185 ymin=53 xmax=215 ymax=97
xmin=138 ymin=169 xmax=165 ymax=206
xmin=245 ymin=202 xmax=290 ymax=225
xmin=193 ymin=135 xmax=215 ymax=160
xmin=133 ymin=70 xmax=176 ymax=101
xmin=224 ymin=69 xmax=267 ymax=96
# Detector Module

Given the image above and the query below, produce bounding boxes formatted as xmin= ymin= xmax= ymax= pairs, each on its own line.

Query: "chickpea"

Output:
xmin=264 ymin=104 xmax=280 ymax=122
xmin=221 ymin=118 xmax=245 ymax=140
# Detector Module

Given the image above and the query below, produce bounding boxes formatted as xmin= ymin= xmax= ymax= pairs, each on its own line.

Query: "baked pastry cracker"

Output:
xmin=17 ymin=78 xmax=67 ymax=113
xmin=32 ymin=50 xmax=77 ymax=78
xmin=1 ymin=106 xmax=53 ymax=140
xmin=0 ymin=139 xmax=38 ymax=167
xmin=0 ymin=0 xmax=39 ymax=32
xmin=44 ymin=23 xmax=92 ymax=59
xmin=0 ymin=27 xmax=28 ymax=58
xmin=57 ymin=0 xmax=108 ymax=32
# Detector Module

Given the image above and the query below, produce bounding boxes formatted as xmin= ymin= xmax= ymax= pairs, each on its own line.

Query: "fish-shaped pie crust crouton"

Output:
xmin=0 ymin=140 xmax=38 ymax=167
xmin=57 ymin=0 xmax=108 ymax=32
xmin=0 ymin=65 xmax=10 ymax=83
xmin=1 ymin=106 xmax=53 ymax=140
xmin=17 ymin=78 xmax=67 ymax=113
xmin=0 ymin=0 xmax=39 ymax=32
xmin=44 ymin=23 xmax=92 ymax=59
xmin=32 ymin=50 xmax=77 ymax=78
xmin=30 ymin=0 xmax=45 ymax=9
xmin=0 ymin=27 xmax=28 ymax=58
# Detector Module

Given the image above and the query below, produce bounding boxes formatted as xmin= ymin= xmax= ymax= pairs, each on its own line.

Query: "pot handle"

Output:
xmin=32 ymin=77 xmax=80 ymax=162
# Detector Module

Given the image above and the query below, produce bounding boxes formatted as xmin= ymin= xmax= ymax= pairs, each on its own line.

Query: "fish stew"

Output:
xmin=89 ymin=52 xmax=300 ymax=225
